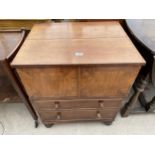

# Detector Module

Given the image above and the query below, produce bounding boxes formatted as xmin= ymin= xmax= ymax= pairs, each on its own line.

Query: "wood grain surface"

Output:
xmin=12 ymin=21 xmax=145 ymax=67
xmin=0 ymin=30 xmax=24 ymax=103
xmin=32 ymin=98 xmax=122 ymax=110
xmin=39 ymin=109 xmax=118 ymax=122
xmin=27 ymin=21 xmax=127 ymax=39
xmin=0 ymin=31 xmax=22 ymax=60
xmin=12 ymin=21 xmax=145 ymax=125
xmin=16 ymin=65 xmax=141 ymax=99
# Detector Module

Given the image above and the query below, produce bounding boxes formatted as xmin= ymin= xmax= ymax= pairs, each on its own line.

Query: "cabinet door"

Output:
xmin=17 ymin=66 xmax=78 ymax=99
xmin=80 ymin=65 xmax=140 ymax=98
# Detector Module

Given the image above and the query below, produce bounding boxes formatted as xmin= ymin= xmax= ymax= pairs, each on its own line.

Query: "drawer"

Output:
xmin=32 ymin=99 xmax=122 ymax=110
xmin=39 ymin=109 xmax=118 ymax=122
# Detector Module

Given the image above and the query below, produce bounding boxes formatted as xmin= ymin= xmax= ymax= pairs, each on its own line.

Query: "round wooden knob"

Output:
xmin=55 ymin=101 xmax=60 ymax=109
xmin=97 ymin=111 xmax=101 ymax=119
xmin=98 ymin=100 xmax=104 ymax=108
xmin=56 ymin=112 xmax=61 ymax=120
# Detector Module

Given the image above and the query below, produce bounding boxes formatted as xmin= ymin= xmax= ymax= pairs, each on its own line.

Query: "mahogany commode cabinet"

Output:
xmin=11 ymin=21 xmax=145 ymax=127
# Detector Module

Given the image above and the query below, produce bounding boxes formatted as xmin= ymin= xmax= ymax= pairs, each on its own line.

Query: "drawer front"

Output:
xmin=39 ymin=109 xmax=118 ymax=122
xmin=32 ymin=99 xmax=122 ymax=110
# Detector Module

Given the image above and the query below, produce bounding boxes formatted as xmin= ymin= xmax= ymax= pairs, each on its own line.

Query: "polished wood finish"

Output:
xmin=79 ymin=65 xmax=140 ymax=98
xmin=12 ymin=21 xmax=145 ymax=126
xmin=39 ymin=109 xmax=118 ymax=123
xmin=27 ymin=21 xmax=127 ymax=39
xmin=12 ymin=22 xmax=144 ymax=66
xmin=17 ymin=67 xmax=78 ymax=98
xmin=12 ymin=39 xmax=144 ymax=66
xmin=16 ymin=65 xmax=141 ymax=99
xmin=32 ymin=99 xmax=122 ymax=110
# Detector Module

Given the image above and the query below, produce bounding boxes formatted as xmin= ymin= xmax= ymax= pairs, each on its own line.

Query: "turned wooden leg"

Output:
xmin=121 ymin=76 xmax=148 ymax=117
xmin=44 ymin=123 xmax=54 ymax=128
xmin=139 ymin=92 xmax=149 ymax=111
xmin=1 ymin=60 xmax=38 ymax=123
xmin=147 ymin=96 xmax=155 ymax=112
xmin=151 ymin=56 xmax=155 ymax=87
xmin=35 ymin=120 xmax=39 ymax=128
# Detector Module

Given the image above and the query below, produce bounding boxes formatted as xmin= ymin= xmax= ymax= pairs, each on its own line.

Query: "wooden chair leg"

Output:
xmin=139 ymin=93 xmax=155 ymax=112
xmin=1 ymin=60 xmax=38 ymax=126
xmin=139 ymin=93 xmax=149 ymax=111
xmin=151 ymin=56 xmax=155 ymax=87
xmin=148 ymin=96 xmax=155 ymax=112
xmin=121 ymin=76 xmax=148 ymax=117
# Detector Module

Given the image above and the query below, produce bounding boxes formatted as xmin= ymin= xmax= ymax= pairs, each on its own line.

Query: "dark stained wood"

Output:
xmin=0 ymin=30 xmax=25 ymax=103
xmin=152 ymin=56 xmax=155 ymax=86
xmin=121 ymin=20 xmax=155 ymax=116
xmin=125 ymin=20 xmax=155 ymax=54
xmin=12 ymin=21 xmax=144 ymax=126
xmin=126 ymin=20 xmax=155 ymax=86
xmin=0 ymin=29 xmax=38 ymax=127
xmin=39 ymin=109 xmax=118 ymax=122
xmin=0 ymin=63 xmax=19 ymax=102
xmin=1 ymin=60 xmax=38 ymax=121
xmin=121 ymin=75 xmax=148 ymax=117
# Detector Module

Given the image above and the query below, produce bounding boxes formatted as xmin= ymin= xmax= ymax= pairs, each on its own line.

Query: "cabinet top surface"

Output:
xmin=12 ymin=21 xmax=145 ymax=66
